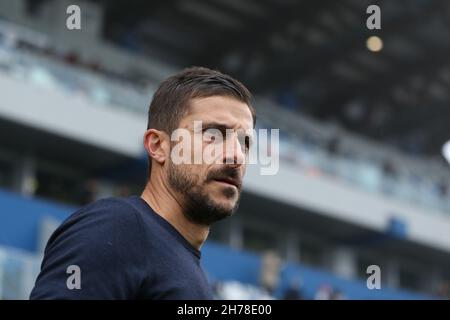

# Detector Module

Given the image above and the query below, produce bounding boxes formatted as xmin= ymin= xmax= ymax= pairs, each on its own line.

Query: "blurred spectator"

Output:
xmin=116 ymin=184 xmax=132 ymax=197
xmin=214 ymin=281 xmax=274 ymax=300
xmin=259 ymin=251 xmax=282 ymax=296
xmin=435 ymin=281 xmax=449 ymax=300
xmin=314 ymin=284 xmax=333 ymax=300
xmin=282 ymin=278 xmax=304 ymax=300
xmin=330 ymin=289 xmax=347 ymax=300
xmin=78 ymin=178 xmax=99 ymax=205
xmin=326 ymin=136 xmax=341 ymax=156
xmin=63 ymin=51 xmax=80 ymax=66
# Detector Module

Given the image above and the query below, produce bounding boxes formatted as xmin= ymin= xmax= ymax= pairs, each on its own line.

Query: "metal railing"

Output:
xmin=1 ymin=38 xmax=450 ymax=215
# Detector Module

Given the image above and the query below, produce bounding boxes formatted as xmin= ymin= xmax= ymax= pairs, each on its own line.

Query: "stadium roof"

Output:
xmin=29 ymin=0 xmax=450 ymax=159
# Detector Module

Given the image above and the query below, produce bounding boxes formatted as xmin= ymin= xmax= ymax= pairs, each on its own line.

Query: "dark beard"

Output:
xmin=168 ymin=162 xmax=241 ymax=226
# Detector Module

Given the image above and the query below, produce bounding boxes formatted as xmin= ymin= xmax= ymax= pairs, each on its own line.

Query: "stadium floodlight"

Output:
xmin=442 ymin=140 xmax=450 ymax=165
xmin=366 ymin=36 xmax=383 ymax=52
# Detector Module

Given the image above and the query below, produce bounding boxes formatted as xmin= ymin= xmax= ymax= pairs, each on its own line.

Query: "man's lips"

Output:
xmin=212 ymin=178 xmax=241 ymax=189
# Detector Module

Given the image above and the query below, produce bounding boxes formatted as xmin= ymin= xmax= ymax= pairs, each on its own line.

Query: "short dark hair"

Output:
xmin=146 ymin=66 xmax=255 ymax=176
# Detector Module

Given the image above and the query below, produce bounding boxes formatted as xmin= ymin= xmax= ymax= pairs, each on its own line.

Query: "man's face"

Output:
xmin=166 ymin=95 xmax=254 ymax=225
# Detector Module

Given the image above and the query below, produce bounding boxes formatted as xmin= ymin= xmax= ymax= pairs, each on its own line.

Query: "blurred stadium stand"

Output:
xmin=0 ymin=0 xmax=450 ymax=299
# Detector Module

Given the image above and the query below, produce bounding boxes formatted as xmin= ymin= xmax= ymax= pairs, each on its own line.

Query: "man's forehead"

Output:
xmin=184 ymin=96 xmax=253 ymax=128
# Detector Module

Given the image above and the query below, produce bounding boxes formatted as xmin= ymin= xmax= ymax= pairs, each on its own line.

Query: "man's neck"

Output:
xmin=140 ymin=177 xmax=209 ymax=250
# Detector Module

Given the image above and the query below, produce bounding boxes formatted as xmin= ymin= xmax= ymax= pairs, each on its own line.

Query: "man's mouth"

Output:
xmin=212 ymin=178 xmax=240 ymax=189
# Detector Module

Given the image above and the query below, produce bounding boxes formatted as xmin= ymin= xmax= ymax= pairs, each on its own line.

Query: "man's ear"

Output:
xmin=144 ymin=129 xmax=170 ymax=165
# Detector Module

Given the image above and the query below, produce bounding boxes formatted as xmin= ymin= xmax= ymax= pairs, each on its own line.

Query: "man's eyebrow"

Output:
xmin=203 ymin=122 xmax=255 ymax=143
xmin=200 ymin=122 xmax=234 ymax=131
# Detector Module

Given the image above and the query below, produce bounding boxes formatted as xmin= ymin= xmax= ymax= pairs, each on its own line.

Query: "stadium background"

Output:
xmin=0 ymin=0 xmax=450 ymax=300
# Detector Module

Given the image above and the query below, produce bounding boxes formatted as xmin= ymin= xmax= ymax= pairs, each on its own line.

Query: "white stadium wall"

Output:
xmin=0 ymin=72 xmax=146 ymax=157
xmin=244 ymin=163 xmax=450 ymax=254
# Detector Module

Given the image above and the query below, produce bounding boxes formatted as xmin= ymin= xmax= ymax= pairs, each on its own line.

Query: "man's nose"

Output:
xmin=223 ymin=134 xmax=246 ymax=166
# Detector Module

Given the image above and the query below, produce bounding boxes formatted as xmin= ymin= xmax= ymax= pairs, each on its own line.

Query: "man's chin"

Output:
xmin=209 ymin=208 xmax=235 ymax=224
xmin=208 ymin=201 xmax=239 ymax=224
xmin=181 ymin=194 xmax=238 ymax=225
xmin=210 ymin=198 xmax=238 ymax=214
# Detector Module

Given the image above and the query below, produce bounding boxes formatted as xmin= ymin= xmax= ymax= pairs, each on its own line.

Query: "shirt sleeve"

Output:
xmin=29 ymin=198 xmax=147 ymax=300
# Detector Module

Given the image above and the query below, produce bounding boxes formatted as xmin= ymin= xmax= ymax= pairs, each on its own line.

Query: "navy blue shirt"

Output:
xmin=30 ymin=196 xmax=213 ymax=300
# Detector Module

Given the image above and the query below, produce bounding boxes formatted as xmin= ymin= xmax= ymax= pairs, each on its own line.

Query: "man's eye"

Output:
xmin=204 ymin=129 xmax=222 ymax=142
xmin=237 ymin=135 xmax=251 ymax=153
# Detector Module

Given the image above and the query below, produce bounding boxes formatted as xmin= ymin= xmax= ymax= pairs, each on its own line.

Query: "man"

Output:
xmin=30 ymin=66 xmax=256 ymax=299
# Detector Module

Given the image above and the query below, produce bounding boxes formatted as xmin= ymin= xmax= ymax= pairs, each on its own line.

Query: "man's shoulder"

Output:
xmin=70 ymin=196 xmax=141 ymax=221
xmin=49 ymin=196 xmax=144 ymax=244
xmin=32 ymin=196 xmax=149 ymax=299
